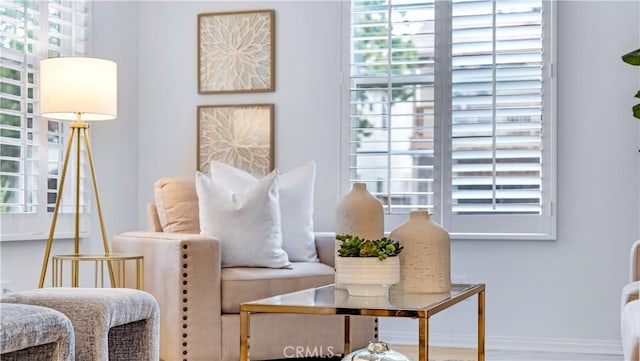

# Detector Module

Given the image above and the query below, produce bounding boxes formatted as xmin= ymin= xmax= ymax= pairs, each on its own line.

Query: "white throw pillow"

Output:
xmin=195 ymin=170 xmax=290 ymax=268
xmin=209 ymin=161 xmax=318 ymax=262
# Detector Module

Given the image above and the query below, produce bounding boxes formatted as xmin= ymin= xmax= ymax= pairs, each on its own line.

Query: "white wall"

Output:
xmin=136 ymin=1 xmax=345 ymax=231
xmin=1 ymin=0 xmax=638 ymax=354
xmin=89 ymin=1 xmax=140 ymax=247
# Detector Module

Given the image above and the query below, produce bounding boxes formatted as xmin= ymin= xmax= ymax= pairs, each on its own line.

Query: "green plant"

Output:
xmin=336 ymin=234 xmax=403 ymax=260
xmin=622 ymin=48 xmax=640 ymax=119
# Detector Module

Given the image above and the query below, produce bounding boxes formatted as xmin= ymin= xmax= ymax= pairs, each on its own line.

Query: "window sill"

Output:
xmin=1 ymin=231 xmax=90 ymax=242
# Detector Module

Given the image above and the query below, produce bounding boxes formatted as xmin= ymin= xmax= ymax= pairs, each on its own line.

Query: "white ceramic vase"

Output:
xmin=390 ymin=211 xmax=451 ymax=293
xmin=335 ymin=183 xmax=385 ymax=289
xmin=335 ymin=256 xmax=400 ymax=297
xmin=335 ymin=183 xmax=384 ymax=240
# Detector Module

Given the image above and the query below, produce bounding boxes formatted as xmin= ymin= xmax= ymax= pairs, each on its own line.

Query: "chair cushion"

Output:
xmin=154 ymin=177 xmax=199 ymax=233
xmin=221 ymin=262 xmax=335 ymax=313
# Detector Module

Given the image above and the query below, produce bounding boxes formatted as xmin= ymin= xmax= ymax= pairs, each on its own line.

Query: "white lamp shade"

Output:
xmin=40 ymin=57 xmax=118 ymax=121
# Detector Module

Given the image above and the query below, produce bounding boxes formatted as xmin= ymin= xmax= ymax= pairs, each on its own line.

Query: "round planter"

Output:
xmin=390 ymin=211 xmax=451 ymax=293
xmin=335 ymin=256 xmax=400 ymax=297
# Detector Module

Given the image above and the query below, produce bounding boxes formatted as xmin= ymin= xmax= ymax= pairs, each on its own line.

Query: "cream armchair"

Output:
xmin=621 ymin=240 xmax=640 ymax=361
xmin=112 ymin=177 xmax=375 ymax=361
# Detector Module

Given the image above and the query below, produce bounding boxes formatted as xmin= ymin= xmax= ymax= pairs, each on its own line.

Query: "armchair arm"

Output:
xmin=147 ymin=203 xmax=162 ymax=232
xmin=632 ymin=240 xmax=640 ymax=282
xmin=314 ymin=232 xmax=337 ymax=268
xmin=622 ymin=281 xmax=640 ymax=309
xmin=112 ymin=231 xmax=221 ymax=361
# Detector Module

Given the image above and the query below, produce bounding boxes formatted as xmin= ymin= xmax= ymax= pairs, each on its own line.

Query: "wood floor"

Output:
xmin=391 ymin=345 xmax=622 ymax=361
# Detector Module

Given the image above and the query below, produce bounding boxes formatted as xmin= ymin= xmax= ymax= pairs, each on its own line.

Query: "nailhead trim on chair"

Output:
xmin=374 ymin=318 xmax=379 ymax=340
xmin=182 ymin=244 xmax=189 ymax=361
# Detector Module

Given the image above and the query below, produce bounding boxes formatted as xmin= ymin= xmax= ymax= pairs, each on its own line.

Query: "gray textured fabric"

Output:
xmin=1 ymin=288 xmax=159 ymax=361
xmin=108 ymin=320 xmax=148 ymax=361
xmin=1 ymin=342 xmax=58 ymax=361
xmin=0 ymin=303 xmax=74 ymax=361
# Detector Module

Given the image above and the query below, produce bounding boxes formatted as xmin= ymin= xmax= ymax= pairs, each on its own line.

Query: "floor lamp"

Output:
xmin=37 ymin=57 xmax=118 ymax=288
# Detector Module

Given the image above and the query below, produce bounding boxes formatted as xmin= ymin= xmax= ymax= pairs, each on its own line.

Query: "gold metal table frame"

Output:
xmin=239 ymin=283 xmax=485 ymax=361
xmin=52 ymin=253 xmax=144 ymax=290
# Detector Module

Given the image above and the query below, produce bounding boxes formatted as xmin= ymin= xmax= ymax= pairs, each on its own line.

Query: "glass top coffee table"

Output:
xmin=240 ymin=283 xmax=485 ymax=361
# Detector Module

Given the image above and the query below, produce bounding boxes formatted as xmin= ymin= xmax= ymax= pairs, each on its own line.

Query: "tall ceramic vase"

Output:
xmin=390 ymin=211 xmax=451 ymax=293
xmin=335 ymin=183 xmax=384 ymax=240
xmin=335 ymin=183 xmax=384 ymax=289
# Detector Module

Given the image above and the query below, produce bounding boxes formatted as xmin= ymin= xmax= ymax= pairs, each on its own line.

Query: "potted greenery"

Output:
xmin=622 ymin=48 xmax=640 ymax=119
xmin=335 ymin=234 xmax=403 ymax=297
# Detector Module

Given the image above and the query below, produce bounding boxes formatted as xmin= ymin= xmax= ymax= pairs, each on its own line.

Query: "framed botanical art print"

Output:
xmin=197 ymin=104 xmax=274 ymax=175
xmin=197 ymin=10 xmax=275 ymax=94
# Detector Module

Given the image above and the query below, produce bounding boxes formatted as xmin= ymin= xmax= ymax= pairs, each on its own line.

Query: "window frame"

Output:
xmin=1 ymin=0 xmax=92 ymax=242
xmin=340 ymin=0 xmax=557 ymax=240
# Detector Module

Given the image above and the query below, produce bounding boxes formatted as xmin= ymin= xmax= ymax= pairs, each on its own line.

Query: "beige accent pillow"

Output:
xmin=153 ymin=177 xmax=200 ymax=233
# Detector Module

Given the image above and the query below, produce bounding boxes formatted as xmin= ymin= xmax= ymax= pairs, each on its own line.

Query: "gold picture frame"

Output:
xmin=197 ymin=104 xmax=274 ymax=175
xmin=198 ymin=10 xmax=275 ymax=94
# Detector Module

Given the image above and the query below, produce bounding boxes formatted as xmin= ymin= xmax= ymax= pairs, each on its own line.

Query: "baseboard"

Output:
xmin=381 ymin=330 xmax=623 ymax=356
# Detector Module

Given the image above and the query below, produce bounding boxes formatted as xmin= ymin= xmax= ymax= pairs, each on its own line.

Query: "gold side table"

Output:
xmin=52 ymin=253 xmax=144 ymax=290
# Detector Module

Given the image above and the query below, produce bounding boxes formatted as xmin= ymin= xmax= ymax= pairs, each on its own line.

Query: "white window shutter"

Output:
xmin=346 ymin=0 xmax=556 ymax=239
xmin=450 ymin=0 xmax=544 ymax=215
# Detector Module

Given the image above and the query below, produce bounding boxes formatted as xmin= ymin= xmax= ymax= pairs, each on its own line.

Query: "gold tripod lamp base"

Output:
xmin=38 ymin=120 xmax=115 ymax=288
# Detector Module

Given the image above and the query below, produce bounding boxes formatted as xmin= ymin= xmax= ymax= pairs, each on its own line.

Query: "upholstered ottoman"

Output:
xmin=1 ymin=288 xmax=159 ymax=361
xmin=0 ymin=303 xmax=74 ymax=361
